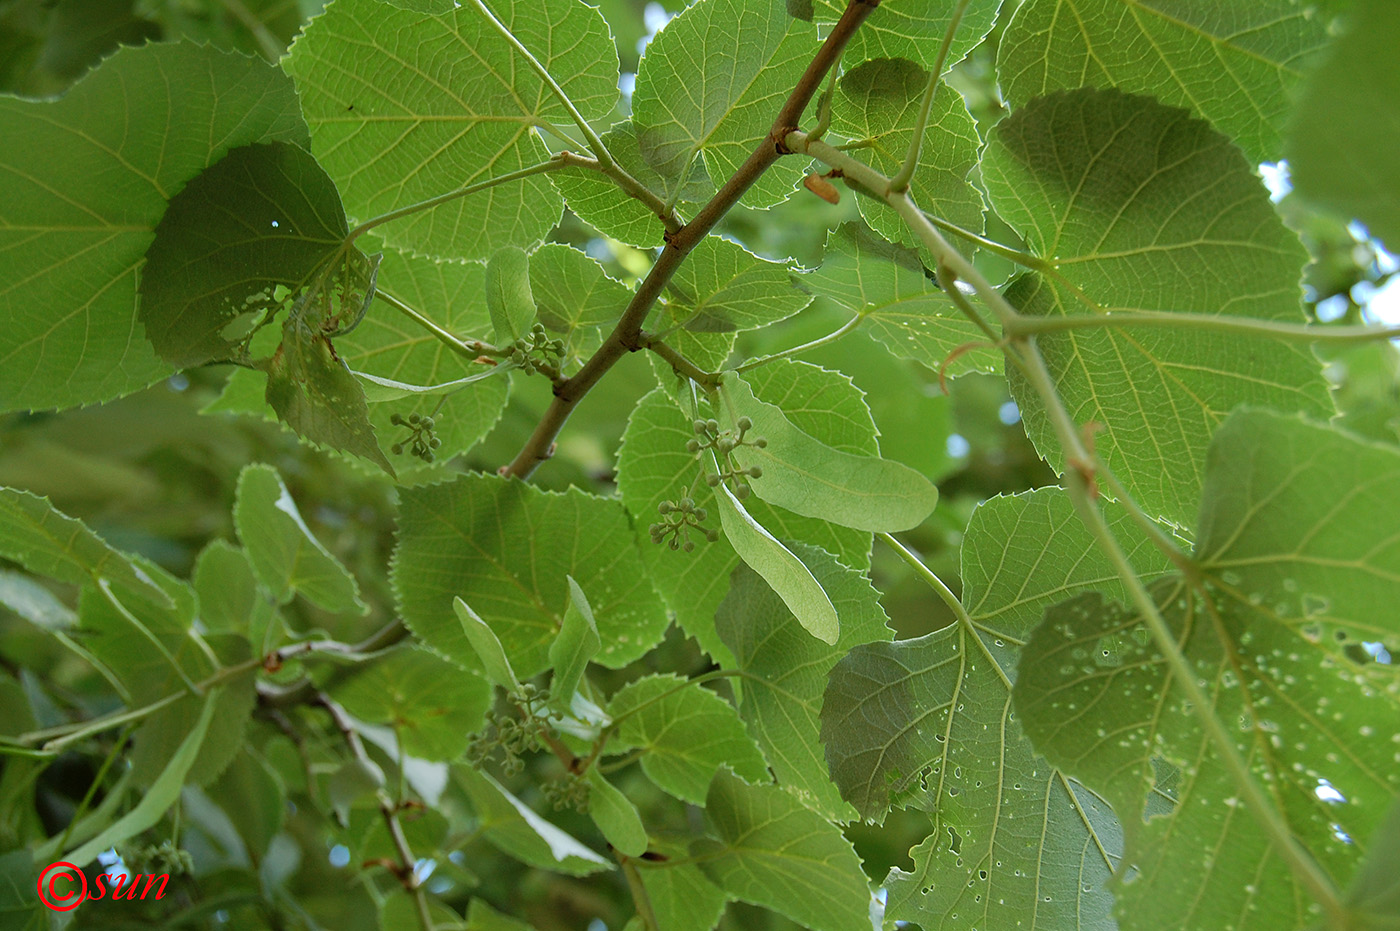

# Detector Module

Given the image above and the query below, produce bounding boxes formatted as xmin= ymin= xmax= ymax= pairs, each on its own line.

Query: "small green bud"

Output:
xmin=680 ymin=497 xmax=694 ymax=510
xmin=705 ymin=473 xmax=721 ymax=487
xmin=423 ymin=451 xmax=435 ymax=463
xmin=706 ymin=419 xmax=719 ymax=433
xmin=421 ymin=416 xmax=434 ymax=429
xmin=737 ymin=416 xmax=753 ymax=431
xmin=694 ymin=507 xmax=707 ymax=521
xmin=683 ymin=540 xmax=695 ymax=553
xmin=658 ymin=501 xmax=672 ymax=514
xmin=430 ymin=437 xmax=442 ymax=449
xmin=391 ymin=443 xmax=404 ymax=455
xmin=390 ymin=413 xmax=405 ymax=426
xmin=735 ymin=483 xmax=750 ymax=499
xmin=705 ymin=529 xmax=720 ymax=542
xmin=748 ymin=466 xmax=763 ymax=479
xmin=753 ymin=437 xmax=768 ymax=448
xmin=686 ymin=439 xmax=701 ymax=453
xmin=409 ymin=413 xmax=421 ymax=425
xmin=693 ymin=420 xmax=707 ymax=435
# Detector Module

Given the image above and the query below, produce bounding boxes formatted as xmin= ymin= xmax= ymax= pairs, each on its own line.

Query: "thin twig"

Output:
xmin=637 ymin=333 xmax=721 ymax=386
xmin=733 ymin=312 xmax=865 ymax=374
xmin=502 ymin=0 xmax=882 ymax=478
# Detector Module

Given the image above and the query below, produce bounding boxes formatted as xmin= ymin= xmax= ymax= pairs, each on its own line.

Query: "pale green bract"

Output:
xmin=722 ymin=371 xmax=938 ymax=532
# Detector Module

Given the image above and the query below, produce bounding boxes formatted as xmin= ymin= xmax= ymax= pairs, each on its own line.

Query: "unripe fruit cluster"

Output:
xmin=389 ymin=411 xmax=443 ymax=463
xmin=649 ymin=495 xmax=719 ymax=552
xmin=505 ymin=322 xmax=565 ymax=376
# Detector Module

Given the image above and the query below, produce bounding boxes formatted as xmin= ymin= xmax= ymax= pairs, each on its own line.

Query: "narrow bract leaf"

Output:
xmin=454 ymin=597 xmax=523 ymax=695
xmin=233 ymin=464 xmax=366 ymax=614
xmin=998 ymin=0 xmax=1330 ymax=164
xmin=584 ymin=769 xmax=648 ymax=857
xmin=0 ymin=41 xmax=307 ymax=412
xmin=65 ymin=688 xmax=221 ymax=868
xmin=487 ymin=246 xmax=536 ymax=346
xmin=548 ymin=578 xmax=599 ymax=705
xmin=716 ymin=548 xmax=892 ymax=822
xmin=723 ymin=372 xmax=937 ymax=531
xmin=709 ymin=470 xmax=837 ymax=645
xmin=982 ymin=88 xmax=1331 ymax=528
xmin=692 ymin=769 xmax=873 ymax=931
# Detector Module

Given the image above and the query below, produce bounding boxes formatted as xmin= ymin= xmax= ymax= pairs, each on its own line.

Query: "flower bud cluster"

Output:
xmin=542 ymin=772 xmax=590 ymax=812
xmin=688 ymin=416 xmax=766 ymax=498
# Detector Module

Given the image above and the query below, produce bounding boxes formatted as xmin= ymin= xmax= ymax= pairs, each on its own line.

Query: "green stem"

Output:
xmin=1006 ymin=309 xmax=1400 ymax=345
xmin=618 ymin=851 xmax=660 ymax=931
xmin=734 ymin=312 xmax=865 ymax=374
xmin=468 ymin=0 xmax=613 ymax=169
xmin=928 ymin=214 xmax=1052 ymax=272
xmin=215 ymin=0 xmax=283 ymax=61
xmin=348 ymin=159 xmax=568 ymax=243
xmin=637 ymin=333 xmax=721 ymax=386
xmin=888 ymin=0 xmax=970 ymax=195
xmin=374 ymin=290 xmax=495 ymax=361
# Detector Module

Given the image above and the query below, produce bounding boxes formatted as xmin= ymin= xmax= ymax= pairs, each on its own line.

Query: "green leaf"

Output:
xmin=616 ymin=363 xmax=876 ymax=663
xmin=233 ymin=463 xmax=366 ymax=614
xmin=264 ymin=292 xmax=397 ymax=476
xmin=722 ymin=371 xmax=938 ymax=532
xmin=394 ymin=474 xmax=668 ymax=677
xmin=831 ymin=58 xmax=984 ymax=260
xmin=660 ymin=236 xmax=811 ymax=334
xmin=193 ymin=539 xmax=280 ymax=651
xmin=982 ymin=88 xmax=1331 ymax=528
xmin=1287 ymin=0 xmax=1400 ymax=251
xmin=1344 ymin=800 xmax=1400 ymax=929
xmin=0 ymin=40 xmax=307 ymax=413
xmin=454 ymin=764 xmax=611 ymax=876
xmin=811 ymin=0 xmax=1002 ymax=74
xmin=466 ymin=898 xmax=537 ymax=931
xmin=716 ymin=546 xmax=891 ymax=822
xmin=0 ymin=487 xmax=169 ymax=606
xmin=486 ymin=246 xmax=536 ymax=346
xmin=1013 ymin=412 xmax=1400 ymax=931
xmin=857 ymin=489 xmax=1175 ymax=931
xmin=632 ymin=0 xmax=820 ymax=208
xmin=529 ymin=244 xmax=631 ymax=365
xmin=328 ymin=645 xmax=492 ymax=761
xmin=691 ymin=769 xmax=873 ymax=931
xmin=139 ymin=141 xmax=369 ymax=369
xmin=549 ymin=121 xmax=706 ymax=248
xmin=998 ymin=0 xmax=1331 ymax=164
xmin=340 ymin=245 xmax=511 ymax=467
xmin=453 ymin=596 xmax=523 ymax=695
xmin=801 ymin=224 xmax=999 ymax=377
xmin=285 ymin=0 xmax=618 ymax=260
xmin=328 ymin=755 xmax=385 ymax=825
xmin=710 ymin=474 xmax=837 ymax=644
xmin=584 ymin=768 xmax=648 ymax=857
xmin=65 ymin=687 xmax=221 ymax=868
xmin=637 ymin=845 xmax=729 ymax=931
xmin=606 ymin=673 xmax=769 ymax=805
xmin=548 ymin=578 xmax=600 ymax=705
xmin=209 ymin=748 xmax=286 ymax=862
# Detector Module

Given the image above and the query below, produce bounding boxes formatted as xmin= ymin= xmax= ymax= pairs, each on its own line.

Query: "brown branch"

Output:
xmin=501 ymin=0 xmax=880 ymax=478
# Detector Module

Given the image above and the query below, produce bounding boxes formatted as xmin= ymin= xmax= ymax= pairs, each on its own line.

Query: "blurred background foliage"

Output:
xmin=1 ymin=1 xmax=1397 ymax=928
